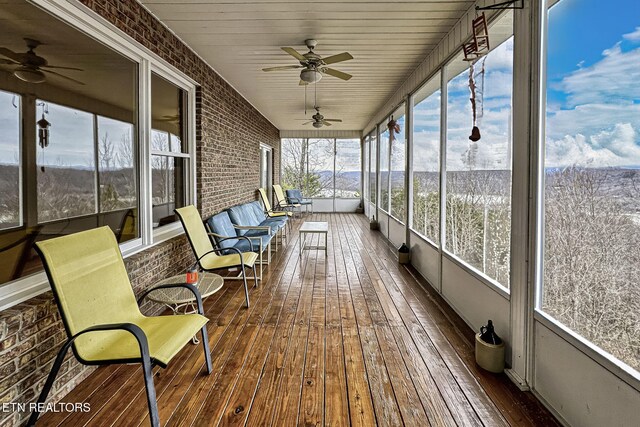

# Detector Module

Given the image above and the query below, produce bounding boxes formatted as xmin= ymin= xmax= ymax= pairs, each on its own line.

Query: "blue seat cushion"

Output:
xmin=227 ymin=203 xmax=261 ymax=235
xmin=205 ymin=211 xmax=238 ymax=250
xmin=245 ymin=227 xmax=275 ymax=238
xmin=260 ymin=218 xmax=287 ymax=232
xmin=220 ymin=234 xmax=270 ymax=255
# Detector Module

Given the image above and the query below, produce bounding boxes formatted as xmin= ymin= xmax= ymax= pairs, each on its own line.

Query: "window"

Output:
xmin=540 ymin=0 xmax=640 ymax=372
xmin=0 ymin=90 xmax=21 ymax=230
xmin=389 ymin=108 xmax=406 ymax=222
xmin=36 ymin=101 xmax=96 ymax=222
xmin=335 ymin=138 xmax=361 ymax=198
xmin=369 ymin=131 xmax=377 ymax=205
xmin=97 ymin=117 xmax=136 ymax=213
xmin=363 ymin=136 xmax=369 ymax=203
xmin=445 ymin=14 xmax=513 ymax=288
xmin=379 ymin=126 xmax=390 ymax=212
xmin=308 ymin=138 xmax=335 ymax=198
xmin=151 ymin=72 xmax=189 ymax=228
xmin=411 ymin=73 xmax=441 ymax=244
xmin=281 ymin=138 xmax=362 ymax=204
xmin=0 ymin=0 xmax=197 ymax=299
xmin=259 ymin=144 xmax=272 ymax=199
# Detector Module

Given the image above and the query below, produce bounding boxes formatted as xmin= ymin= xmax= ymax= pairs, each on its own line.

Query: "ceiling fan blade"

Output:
xmin=321 ymin=52 xmax=353 ymax=65
xmin=262 ymin=65 xmax=303 ymax=72
xmin=41 ymin=64 xmax=84 ymax=71
xmin=302 ymin=121 xmax=314 ymax=125
xmin=321 ymin=67 xmax=352 ymax=81
xmin=299 ymin=80 xmax=309 ymax=86
xmin=325 ymin=119 xmax=342 ymax=122
xmin=41 ymin=68 xmax=85 ymax=85
xmin=321 ymin=120 xmax=333 ymax=126
xmin=281 ymin=47 xmax=306 ymax=62
xmin=0 ymin=58 xmax=18 ymax=65
xmin=0 ymin=47 xmax=22 ymax=62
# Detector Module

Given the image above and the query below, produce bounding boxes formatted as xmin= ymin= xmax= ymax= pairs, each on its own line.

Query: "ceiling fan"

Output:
xmin=0 ymin=38 xmax=84 ymax=85
xmin=262 ymin=39 xmax=353 ymax=85
xmin=301 ymin=107 xmax=342 ymax=128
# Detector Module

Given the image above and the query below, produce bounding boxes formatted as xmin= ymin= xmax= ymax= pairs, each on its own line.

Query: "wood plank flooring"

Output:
xmin=38 ymin=213 xmax=559 ymax=427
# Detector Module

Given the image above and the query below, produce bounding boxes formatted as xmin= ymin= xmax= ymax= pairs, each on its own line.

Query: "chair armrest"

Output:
xmin=196 ymin=246 xmax=249 ymax=268
xmin=137 ymin=283 xmax=206 ymax=315
xmin=288 ymin=197 xmax=302 ymax=204
xmin=69 ymin=323 xmax=150 ymax=361
xmin=233 ymin=224 xmax=271 ymax=235
xmin=217 ymin=235 xmax=254 ymax=252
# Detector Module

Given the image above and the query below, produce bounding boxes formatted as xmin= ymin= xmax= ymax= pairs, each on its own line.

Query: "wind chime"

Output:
xmin=462 ymin=12 xmax=490 ymax=142
xmin=387 ymin=115 xmax=401 ymax=142
xmin=37 ymin=102 xmax=51 ymax=172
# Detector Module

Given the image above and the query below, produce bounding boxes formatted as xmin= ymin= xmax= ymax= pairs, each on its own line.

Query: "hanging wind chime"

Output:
xmin=387 ymin=116 xmax=401 ymax=142
xmin=37 ymin=102 xmax=51 ymax=172
xmin=462 ymin=12 xmax=490 ymax=142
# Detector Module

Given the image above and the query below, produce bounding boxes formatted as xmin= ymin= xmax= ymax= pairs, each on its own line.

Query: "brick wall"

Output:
xmin=0 ymin=1 xmax=280 ymax=425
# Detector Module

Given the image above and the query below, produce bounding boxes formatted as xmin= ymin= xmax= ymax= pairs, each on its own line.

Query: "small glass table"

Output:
xmin=147 ymin=272 xmax=224 ymax=343
xmin=299 ymin=221 xmax=328 ymax=256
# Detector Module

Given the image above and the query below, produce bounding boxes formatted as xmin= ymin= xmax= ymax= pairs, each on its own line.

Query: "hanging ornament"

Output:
xmin=468 ymin=56 xmax=487 ymax=142
xmin=462 ymin=13 xmax=490 ymax=62
xmin=37 ymin=114 xmax=51 ymax=149
xmin=36 ymin=101 xmax=50 ymax=172
xmin=387 ymin=116 xmax=401 ymax=142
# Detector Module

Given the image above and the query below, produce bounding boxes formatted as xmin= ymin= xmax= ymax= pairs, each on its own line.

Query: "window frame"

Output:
xmin=388 ymin=104 xmax=407 ymax=225
xmin=377 ymin=120 xmax=390 ymax=214
xmin=409 ymin=72 xmax=442 ymax=248
xmin=0 ymin=89 xmax=23 ymax=232
xmin=0 ymin=0 xmax=197 ymax=310
xmin=531 ymin=0 xmax=640 ymax=390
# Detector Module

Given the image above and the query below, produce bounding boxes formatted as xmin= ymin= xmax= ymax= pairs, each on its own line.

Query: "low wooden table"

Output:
xmin=299 ymin=221 xmax=328 ymax=257
xmin=147 ymin=272 xmax=224 ymax=343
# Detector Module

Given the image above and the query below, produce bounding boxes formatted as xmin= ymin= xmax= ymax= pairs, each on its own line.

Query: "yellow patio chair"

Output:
xmin=258 ymin=188 xmax=291 ymax=239
xmin=28 ymin=227 xmax=212 ymax=427
xmin=273 ymin=184 xmax=300 ymax=215
xmin=175 ymin=206 xmax=258 ymax=308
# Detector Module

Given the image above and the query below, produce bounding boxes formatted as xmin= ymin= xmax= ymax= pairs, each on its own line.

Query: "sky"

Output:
xmin=411 ymin=32 xmax=514 ymax=173
xmin=545 ymin=0 xmax=640 ymax=168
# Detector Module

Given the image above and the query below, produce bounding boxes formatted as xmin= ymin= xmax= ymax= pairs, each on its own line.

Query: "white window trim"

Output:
xmin=529 ymin=0 xmax=640 ymax=392
xmin=408 ymin=72 xmax=442 ymax=248
xmin=0 ymin=0 xmax=198 ymax=310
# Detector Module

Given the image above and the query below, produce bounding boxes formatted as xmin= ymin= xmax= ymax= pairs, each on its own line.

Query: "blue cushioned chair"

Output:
xmin=227 ymin=201 xmax=288 ymax=252
xmin=205 ymin=211 xmax=271 ymax=280
xmin=286 ymin=189 xmax=313 ymax=214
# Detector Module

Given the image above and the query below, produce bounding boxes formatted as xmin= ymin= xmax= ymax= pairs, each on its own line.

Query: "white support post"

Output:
xmin=507 ymin=0 xmax=546 ymax=391
xmin=405 ymin=95 xmax=412 ymax=248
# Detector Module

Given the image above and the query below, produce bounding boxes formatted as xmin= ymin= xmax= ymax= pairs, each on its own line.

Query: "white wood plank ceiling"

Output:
xmin=139 ymin=0 xmax=475 ymax=132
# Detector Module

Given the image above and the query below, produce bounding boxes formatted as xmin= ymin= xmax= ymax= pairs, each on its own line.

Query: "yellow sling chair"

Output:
xmin=272 ymin=184 xmax=300 ymax=216
xmin=175 ymin=205 xmax=259 ymax=309
xmin=28 ymin=227 xmax=212 ymax=427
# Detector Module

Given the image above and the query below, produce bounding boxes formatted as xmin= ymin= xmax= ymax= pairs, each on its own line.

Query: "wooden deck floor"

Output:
xmin=39 ymin=213 xmax=558 ymax=427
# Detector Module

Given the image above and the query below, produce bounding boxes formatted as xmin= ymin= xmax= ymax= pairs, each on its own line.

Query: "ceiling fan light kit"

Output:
xmin=300 ymin=68 xmax=322 ymax=83
xmin=0 ymin=37 xmax=85 ymax=85
xmin=14 ymin=66 xmax=46 ymax=83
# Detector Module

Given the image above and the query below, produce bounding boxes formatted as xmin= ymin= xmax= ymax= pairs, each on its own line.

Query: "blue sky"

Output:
xmin=545 ymin=0 xmax=640 ymax=167
xmin=546 ymin=0 xmax=639 ymax=102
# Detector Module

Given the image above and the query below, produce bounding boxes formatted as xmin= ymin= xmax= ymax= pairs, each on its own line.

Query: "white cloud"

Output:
xmin=556 ymin=44 xmax=640 ymax=106
xmin=546 ymin=123 xmax=640 ymax=168
xmin=623 ymin=27 xmax=640 ymax=42
xmin=547 ymin=102 xmax=640 ymax=140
